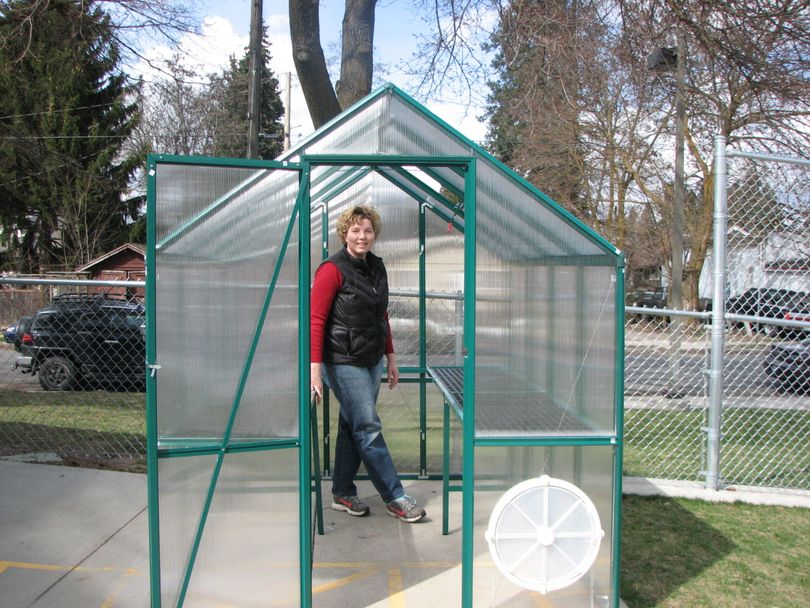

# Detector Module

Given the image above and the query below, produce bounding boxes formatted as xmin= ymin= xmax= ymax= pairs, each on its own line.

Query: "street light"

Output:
xmin=648 ymin=36 xmax=686 ymax=315
xmin=649 ymin=34 xmax=687 ymax=398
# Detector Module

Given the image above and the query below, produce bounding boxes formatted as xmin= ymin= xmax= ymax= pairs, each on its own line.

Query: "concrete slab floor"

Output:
xmin=10 ymin=461 xmax=807 ymax=606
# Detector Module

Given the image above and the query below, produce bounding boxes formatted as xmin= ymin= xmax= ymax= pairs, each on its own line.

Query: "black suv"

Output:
xmin=17 ymin=294 xmax=145 ymax=391
xmin=726 ymin=288 xmax=809 ymax=336
xmin=726 ymin=288 xmax=804 ymax=318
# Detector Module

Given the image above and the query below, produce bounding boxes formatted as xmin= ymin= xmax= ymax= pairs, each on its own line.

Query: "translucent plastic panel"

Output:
xmin=472 ymin=175 xmax=618 ymax=436
xmin=154 ymin=164 xmax=262 ymax=243
xmin=287 ymin=87 xmax=613 ymax=262
xmin=476 ymin=161 xmax=607 ymax=261
xmin=473 ymin=445 xmax=616 ymax=607
xmin=158 ymin=454 xmax=219 ymax=608
xmin=425 ymin=209 xmax=465 ymax=367
xmin=382 ymin=94 xmax=480 ymax=158
xmin=158 ymin=449 xmax=301 ymax=608
xmin=155 ymin=164 xmax=301 ymax=441
xmin=473 ymin=262 xmax=617 ymax=436
xmin=289 ymin=93 xmax=471 ymax=159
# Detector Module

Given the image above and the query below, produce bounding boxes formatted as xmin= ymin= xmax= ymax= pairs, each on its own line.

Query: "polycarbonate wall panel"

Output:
xmin=473 ymin=161 xmax=617 ymax=437
xmin=158 ymin=449 xmax=300 ymax=608
xmin=473 ymin=445 xmax=615 ymax=607
xmin=154 ymin=164 xmax=260 ymax=243
xmin=158 ymin=454 xmax=220 ymax=608
xmin=425 ymin=209 xmax=465 ymax=366
xmin=575 ymin=267 xmax=617 ymax=432
xmin=383 ymin=94 xmax=476 ymax=158
xmin=476 ymin=162 xmax=606 ymax=260
xmin=294 ymin=95 xmax=388 ymax=156
xmin=155 ymin=164 xmax=300 ymax=441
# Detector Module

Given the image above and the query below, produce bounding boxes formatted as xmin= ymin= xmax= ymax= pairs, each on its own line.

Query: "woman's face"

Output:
xmin=345 ymin=218 xmax=376 ymax=259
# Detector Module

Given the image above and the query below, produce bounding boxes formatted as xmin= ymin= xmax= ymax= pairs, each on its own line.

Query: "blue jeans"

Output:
xmin=323 ymin=359 xmax=404 ymax=504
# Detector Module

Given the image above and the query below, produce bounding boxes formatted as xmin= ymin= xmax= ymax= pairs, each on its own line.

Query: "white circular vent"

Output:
xmin=484 ymin=475 xmax=604 ymax=594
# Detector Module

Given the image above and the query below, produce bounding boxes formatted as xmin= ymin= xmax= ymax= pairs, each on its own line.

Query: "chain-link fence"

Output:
xmin=0 ymin=279 xmax=146 ymax=471
xmin=2 ymin=145 xmax=808 ymax=491
xmin=624 ymin=143 xmax=810 ymax=491
xmin=717 ymin=148 xmax=810 ymax=489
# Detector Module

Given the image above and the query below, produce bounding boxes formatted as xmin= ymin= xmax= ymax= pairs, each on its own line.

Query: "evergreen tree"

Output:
xmin=0 ymin=1 xmax=142 ymax=272
xmin=207 ymin=29 xmax=285 ymax=160
xmin=483 ymin=0 xmax=592 ymax=222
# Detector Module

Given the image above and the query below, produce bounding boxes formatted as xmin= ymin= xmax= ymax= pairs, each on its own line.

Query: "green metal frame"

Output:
xmin=461 ymin=158 xmax=477 ymax=607
xmin=298 ymin=162 xmax=313 ymax=607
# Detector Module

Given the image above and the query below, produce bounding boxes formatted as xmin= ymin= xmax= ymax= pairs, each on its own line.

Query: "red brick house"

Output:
xmin=76 ymin=243 xmax=145 ymax=299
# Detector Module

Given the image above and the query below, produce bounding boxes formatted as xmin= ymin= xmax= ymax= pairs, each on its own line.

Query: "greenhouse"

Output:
xmin=146 ymin=83 xmax=625 ymax=607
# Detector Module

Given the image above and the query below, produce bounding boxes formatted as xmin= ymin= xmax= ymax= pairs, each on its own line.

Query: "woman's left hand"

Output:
xmin=386 ymin=353 xmax=399 ymax=390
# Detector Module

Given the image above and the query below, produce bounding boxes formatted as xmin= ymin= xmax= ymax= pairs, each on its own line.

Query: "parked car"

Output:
xmin=726 ymin=288 xmax=810 ymax=337
xmin=625 ymin=290 xmax=654 ymax=307
xmin=764 ymin=338 xmax=810 ymax=393
xmin=635 ymin=286 xmax=668 ymax=309
xmin=17 ymin=294 xmax=145 ymax=391
xmin=3 ymin=315 xmax=33 ymax=351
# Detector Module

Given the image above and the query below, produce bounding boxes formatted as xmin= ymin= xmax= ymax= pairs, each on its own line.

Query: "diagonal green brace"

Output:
xmin=174 ymin=196 xmax=301 ymax=608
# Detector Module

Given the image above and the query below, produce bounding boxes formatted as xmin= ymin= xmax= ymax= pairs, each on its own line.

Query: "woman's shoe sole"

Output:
xmin=331 ymin=502 xmax=369 ymax=517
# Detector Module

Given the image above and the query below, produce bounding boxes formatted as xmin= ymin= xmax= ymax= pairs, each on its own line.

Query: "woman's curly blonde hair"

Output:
xmin=335 ymin=205 xmax=382 ymax=244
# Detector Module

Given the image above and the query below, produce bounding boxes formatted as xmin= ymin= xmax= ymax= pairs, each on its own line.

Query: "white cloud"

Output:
xmin=133 ymin=16 xmax=248 ymax=82
xmin=133 ymin=9 xmax=490 ymax=147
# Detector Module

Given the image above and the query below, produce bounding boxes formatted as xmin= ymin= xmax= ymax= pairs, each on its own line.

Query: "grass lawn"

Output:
xmin=621 ymin=495 xmax=810 ymax=607
xmin=624 ymin=408 xmax=809 ymax=488
xmin=1 ymin=389 xmax=809 ymax=606
xmin=0 ymin=389 xmax=146 ymax=471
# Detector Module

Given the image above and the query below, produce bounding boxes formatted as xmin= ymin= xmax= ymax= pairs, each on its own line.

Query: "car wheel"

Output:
xmin=38 ymin=356 xmax=78 ymax=391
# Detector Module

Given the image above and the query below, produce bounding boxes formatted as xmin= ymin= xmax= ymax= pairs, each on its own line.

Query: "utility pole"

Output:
xmin=667 ymin=33 xmax=687 ymax=397
xmin=246 ymin=0 xmax=262 ymax=159
xmin=672 ymin=33 xmax=686 ymax=315
xmin=647 ymin=34 xmax=687 ymax=398
xmin=284 ymin=72 xmax=291 ymax=152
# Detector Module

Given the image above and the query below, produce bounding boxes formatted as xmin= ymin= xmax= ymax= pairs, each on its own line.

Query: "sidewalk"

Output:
xmin=2 ymin=460 xmax=807 ymax=607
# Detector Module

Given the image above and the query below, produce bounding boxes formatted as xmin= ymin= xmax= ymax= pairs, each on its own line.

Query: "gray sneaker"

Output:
xmin=331 ymin=494 xmax=370 ymax=516
xmin=386 ymin=495 xmax=426 ymax=523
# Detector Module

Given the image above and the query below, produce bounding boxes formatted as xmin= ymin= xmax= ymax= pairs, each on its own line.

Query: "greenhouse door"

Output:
xmin=145 ymin=157 xmax=312 ymax=608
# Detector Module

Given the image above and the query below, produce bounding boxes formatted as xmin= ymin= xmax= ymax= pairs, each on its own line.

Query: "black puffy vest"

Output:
xmin=323 ymin=247 xmax=389 ymax=366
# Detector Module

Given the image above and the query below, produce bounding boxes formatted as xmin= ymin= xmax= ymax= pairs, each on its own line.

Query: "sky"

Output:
xmin=136 ymin=1 xmax=490 ymax=147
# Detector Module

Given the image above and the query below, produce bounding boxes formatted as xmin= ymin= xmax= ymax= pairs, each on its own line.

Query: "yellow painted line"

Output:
xmin=531 ymin=591 xmax=554 ymax=607
xmin=312 ymin=567 xmax=378 ymax=595
xmin=387 ymin=567 xmax=406 ymax=608
xmin=0 ymin=561 xmax=60 ymax=574
xmin=0 ymin=561 xmax=124 ymax=575
xmin=100 ymin=568 xmax=139 ymax=608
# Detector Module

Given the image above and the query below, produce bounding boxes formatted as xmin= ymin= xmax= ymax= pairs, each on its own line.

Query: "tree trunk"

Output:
xmin=337 ymin=0 xmax=376 ymax=110
xmin=683 ymin=172 xmax=715 ymax=310
xmin=289 ymin=0 xmax=341 ymax=128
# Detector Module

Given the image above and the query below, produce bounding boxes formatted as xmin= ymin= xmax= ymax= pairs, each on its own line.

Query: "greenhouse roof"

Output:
xmin=281 ymin=83 xmax=623 ymax=264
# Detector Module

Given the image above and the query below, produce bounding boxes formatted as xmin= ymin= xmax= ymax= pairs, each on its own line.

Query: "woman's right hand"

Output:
xmin=310 ymin=362 xmax=323 ymax=402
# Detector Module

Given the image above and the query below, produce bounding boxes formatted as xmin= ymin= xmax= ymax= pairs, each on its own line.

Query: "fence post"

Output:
xmin=705 ymin=135 xmax=728 ymax=490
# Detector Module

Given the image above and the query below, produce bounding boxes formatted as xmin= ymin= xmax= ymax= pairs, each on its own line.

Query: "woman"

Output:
xmin=310 ymin=204 xmax=426 ymax=523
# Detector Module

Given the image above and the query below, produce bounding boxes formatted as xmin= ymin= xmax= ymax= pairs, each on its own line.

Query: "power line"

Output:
xmin=0 ymin=103 xmax=117 ymax=122
xmin=0 ymin=135 xmax=130 ymax=140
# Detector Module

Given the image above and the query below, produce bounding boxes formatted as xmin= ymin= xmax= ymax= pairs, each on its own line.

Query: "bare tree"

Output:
xmin=0 ymin=1 xmax=198 ymax=69
xmin=620 ymin=0 xmax=810 ymax=307
xmin=132 ymin=56 xmax=214 ymax=157
xmin=289 ymin=0 xmax=496 ymax=128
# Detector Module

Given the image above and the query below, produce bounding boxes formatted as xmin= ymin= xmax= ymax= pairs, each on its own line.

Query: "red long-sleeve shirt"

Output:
xmin=310 ymin=261 xmax=394 ymax=363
